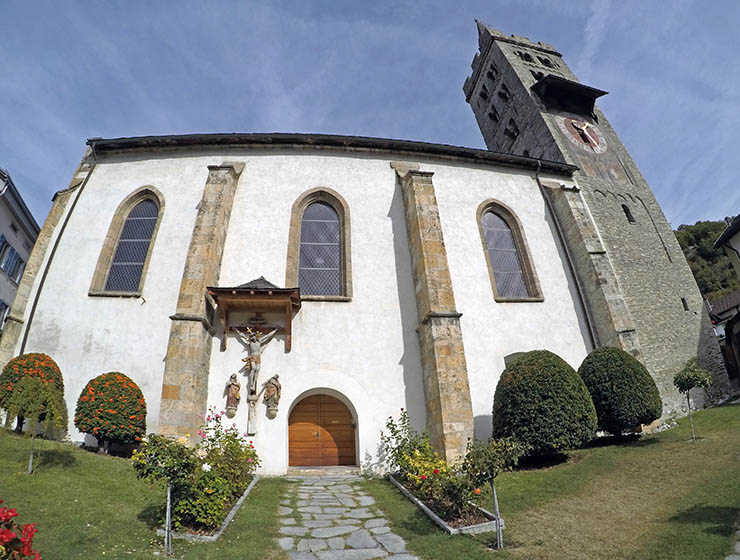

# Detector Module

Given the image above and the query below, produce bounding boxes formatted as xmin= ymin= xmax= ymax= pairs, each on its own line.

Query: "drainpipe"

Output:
xmin=534 ymin=160 xmax=598 ymax=350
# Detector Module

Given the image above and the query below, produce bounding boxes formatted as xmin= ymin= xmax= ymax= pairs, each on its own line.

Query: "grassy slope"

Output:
xmin=366 ymin=404 xmax=740 ymax=560
xmin=0 ymin=432 xmax=289 ymax=559
xmin=2 ymin=405 xmax=739 ymax=559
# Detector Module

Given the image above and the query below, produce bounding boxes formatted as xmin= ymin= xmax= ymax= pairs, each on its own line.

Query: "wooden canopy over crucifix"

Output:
xmin=207 ymin=277 xmax=301 ymax=352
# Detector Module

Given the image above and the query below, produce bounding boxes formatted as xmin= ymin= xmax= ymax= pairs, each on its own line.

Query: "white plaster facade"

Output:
xmin=8 ymin=141 xmax=591 ymax=474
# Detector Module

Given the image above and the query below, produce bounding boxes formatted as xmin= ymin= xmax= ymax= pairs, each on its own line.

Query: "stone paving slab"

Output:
xmin=278 ymin=475 xmax=414 ymax=559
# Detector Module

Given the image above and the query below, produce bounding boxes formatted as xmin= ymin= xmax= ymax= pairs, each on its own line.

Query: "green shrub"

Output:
xmin=578 ymin=347 xmax=662 ymax=435
xmin=461 ymin=438 xmax=529 ymax=488
xmin=673 ymin=358 xmax=713 ymax=394
xmin=492 ymin=350 xmax=597 ymax=456
xmin=133 ymin=409 xmax=261 ymax=532
xmin=173 ymin=470 xmax=231 ymax=531
xmin=381 ymin=410 xmax=475 ymax=521
xmin=74 ymin=372 xmax=147 ymax=447
xmin=132 ymin=433 xmax=199 ymax=490
xmin=380 ymin=409 xmax=435 ymax=477
xmin=196 ymin=408 xmax=260 ymax=503
xmin=674 ymin=358 xmax=713 ymax=441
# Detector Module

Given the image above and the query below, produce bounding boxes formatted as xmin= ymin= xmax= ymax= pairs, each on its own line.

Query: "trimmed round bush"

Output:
xmin=75 ymin=372 xmax=147 ymax=445
xmin=578 ymin=347 xmax=662 ymax=434
xmin=0 ymin=353 xmax=65 ymax=412
xmin=492 ymin=350 xmax=597 ymax=456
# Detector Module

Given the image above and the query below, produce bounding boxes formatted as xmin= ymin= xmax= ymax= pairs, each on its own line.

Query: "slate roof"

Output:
xmin=709 ymin=290 xmax=740 ymax=316
xmin=85 ymin=133 xmax=578 ymax=176
xmin=236 ymin=276 xmax=281 ymax=290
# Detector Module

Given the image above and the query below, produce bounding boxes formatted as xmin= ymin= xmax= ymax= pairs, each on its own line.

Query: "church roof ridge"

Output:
xmin=86 ymin=132 xmax=577 ymax=176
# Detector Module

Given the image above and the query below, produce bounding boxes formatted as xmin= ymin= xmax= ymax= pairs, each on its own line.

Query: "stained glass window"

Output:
xmin=481 ymin=210 xmax=530 ymax=298
xmin=298 ymin=201 xmax=341 ymax=296
xmin=105 ymin=199 xmax=159 ymax=292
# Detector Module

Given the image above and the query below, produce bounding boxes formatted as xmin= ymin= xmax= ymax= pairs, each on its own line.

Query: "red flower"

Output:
xmin=420 ymin=475 xmax=427 ymax=480
xmin=0 ymin=528 xmax=17 ymax=544
xmin=433 ymin=468 xmax=440 ymax=475
xmin=0 ymin=507 xmax=18 ymax=522
xmin=20 ymin=523 xmax=38 ymax=555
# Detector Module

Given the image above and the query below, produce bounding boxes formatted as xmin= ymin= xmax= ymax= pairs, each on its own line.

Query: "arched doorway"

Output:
xmin=289 ymin=394 xmax=356 ymax=466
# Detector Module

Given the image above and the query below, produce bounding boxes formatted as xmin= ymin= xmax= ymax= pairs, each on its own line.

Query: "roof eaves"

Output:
xmin=86 ymin=133 xmax=579 ymax=176
xmin=715 ymin=215 xmax=740 ymax=248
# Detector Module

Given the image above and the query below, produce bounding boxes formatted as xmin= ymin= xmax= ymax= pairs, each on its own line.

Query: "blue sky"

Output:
xmin=1 ymin=0 xmax=738 ymax=228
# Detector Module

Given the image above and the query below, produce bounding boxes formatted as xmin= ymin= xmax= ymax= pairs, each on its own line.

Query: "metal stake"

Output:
xmin=165 ymin=481 xmax=172 ymax=556
xmin=491 ymin=479 xmax=503 ymax=549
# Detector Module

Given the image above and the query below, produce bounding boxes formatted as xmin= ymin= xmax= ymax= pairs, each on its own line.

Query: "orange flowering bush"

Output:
xmin=0 ymin=353 xmax=64 ymax=416
xmin=74 ymin=372 xmax=146 ymax=447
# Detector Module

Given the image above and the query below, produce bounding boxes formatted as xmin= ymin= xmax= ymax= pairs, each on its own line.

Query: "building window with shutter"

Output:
xmin=0 ymin=299 xmax=9 ymax=332
xmin=0 ymin=235 xmax=25 ymax=284
xmin=89 ymin=186 xmax=165 ymax=297
xmin=286 ymin=188 xmax=352 ymax=301
xmin=477 ymin=199 xmax=543 ymax=302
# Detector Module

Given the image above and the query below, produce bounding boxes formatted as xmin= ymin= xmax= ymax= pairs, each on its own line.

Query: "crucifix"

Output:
xmin=231 ymin=313 xmax=283 ymax=435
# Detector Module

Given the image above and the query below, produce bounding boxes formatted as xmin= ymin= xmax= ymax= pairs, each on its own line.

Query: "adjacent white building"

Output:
xmin=0 ymin=168 xmax=40 ymax=333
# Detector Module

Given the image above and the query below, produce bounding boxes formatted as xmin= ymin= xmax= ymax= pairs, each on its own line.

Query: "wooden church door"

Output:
xmin=288 ymin=394 xmax=356 ymax=466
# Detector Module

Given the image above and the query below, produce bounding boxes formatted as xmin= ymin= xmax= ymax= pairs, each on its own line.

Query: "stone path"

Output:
xmin=724 ymin=513 xmax=740 ymax=560
xmin=277 ymin=474 xmax=417 ymax=560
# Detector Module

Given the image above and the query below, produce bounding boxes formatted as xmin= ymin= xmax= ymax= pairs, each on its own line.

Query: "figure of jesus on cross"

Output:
xmin=234 ymin=326 xmax=278 ymax=395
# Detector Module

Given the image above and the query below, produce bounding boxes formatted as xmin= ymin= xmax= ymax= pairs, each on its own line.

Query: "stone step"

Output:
xmin=288 ymin=466 xmax=362 ymax=477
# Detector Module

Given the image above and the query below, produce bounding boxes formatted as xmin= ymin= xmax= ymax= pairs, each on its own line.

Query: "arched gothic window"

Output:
xmin=286 ymin=188 xmax=352 ymax=300
xmin=477 ymin=200 xmax=542 ymax=301
xmin=90 ymin=187 xmax=164 ymax=296
xmin=299 ymin=202 xmax=341 ymax=295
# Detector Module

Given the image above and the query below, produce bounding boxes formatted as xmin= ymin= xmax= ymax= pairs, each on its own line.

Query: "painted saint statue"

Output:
xmin=263 ymin=374 xmax=281 ymax=419
xmin=224 ymin=373 xmax=241 ymax=418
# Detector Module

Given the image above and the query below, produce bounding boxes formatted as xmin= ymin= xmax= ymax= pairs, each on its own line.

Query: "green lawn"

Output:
xmin=2 ymin=404 xmax=739 ymax=559
xmin=366 ymin=403 xmax=740 ymax=560
xmin=0 ymin=432 xmax=290 ymax=559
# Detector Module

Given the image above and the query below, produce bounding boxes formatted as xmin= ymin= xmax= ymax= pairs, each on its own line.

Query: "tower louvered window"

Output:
xmin=298 ymin=201 xmax=341 ymax=296
xmin=105 ymin=199 xmax=159 ymax=292
xmin=481 ymin=210 xmax=531 ymax=298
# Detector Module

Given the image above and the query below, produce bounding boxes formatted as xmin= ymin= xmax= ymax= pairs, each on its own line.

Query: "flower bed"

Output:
xmin=156 ymin=475 xmax=260 ymax=542
xmin=380 ymin=410 xmax=525 ymax=543
xmin=133 ymin=408 xmax=260 ymax=539
xmin=388 ymin=474 xmax=502 ymax=535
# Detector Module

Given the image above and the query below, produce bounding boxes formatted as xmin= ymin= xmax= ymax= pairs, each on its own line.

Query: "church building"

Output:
xmin=0 ymin=22 xmax=729 ymax=474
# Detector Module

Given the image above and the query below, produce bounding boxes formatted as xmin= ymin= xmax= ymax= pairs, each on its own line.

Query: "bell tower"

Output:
xmin=463 ymin=21 xmax=730 ymax=414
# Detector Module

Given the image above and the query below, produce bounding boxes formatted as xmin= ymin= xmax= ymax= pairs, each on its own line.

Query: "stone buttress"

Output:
xmin=158 ymin=162 xmax=244 ymax=437
xmin=394 ymin=164 xmax=474 ymax=463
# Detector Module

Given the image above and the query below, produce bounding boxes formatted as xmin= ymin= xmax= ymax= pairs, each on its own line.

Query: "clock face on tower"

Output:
xmin=556 ymin=115 xmax=607 ymax=154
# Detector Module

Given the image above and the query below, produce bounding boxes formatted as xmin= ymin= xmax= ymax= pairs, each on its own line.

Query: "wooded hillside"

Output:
xmin=674 ymin=220 xmax=740 ymax=301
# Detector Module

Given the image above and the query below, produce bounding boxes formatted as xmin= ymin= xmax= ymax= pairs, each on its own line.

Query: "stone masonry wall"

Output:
xmin=158 ymin=162 xmax=244 ymax=438
xmin=394 ymin=165 xmax=474 ymax=463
